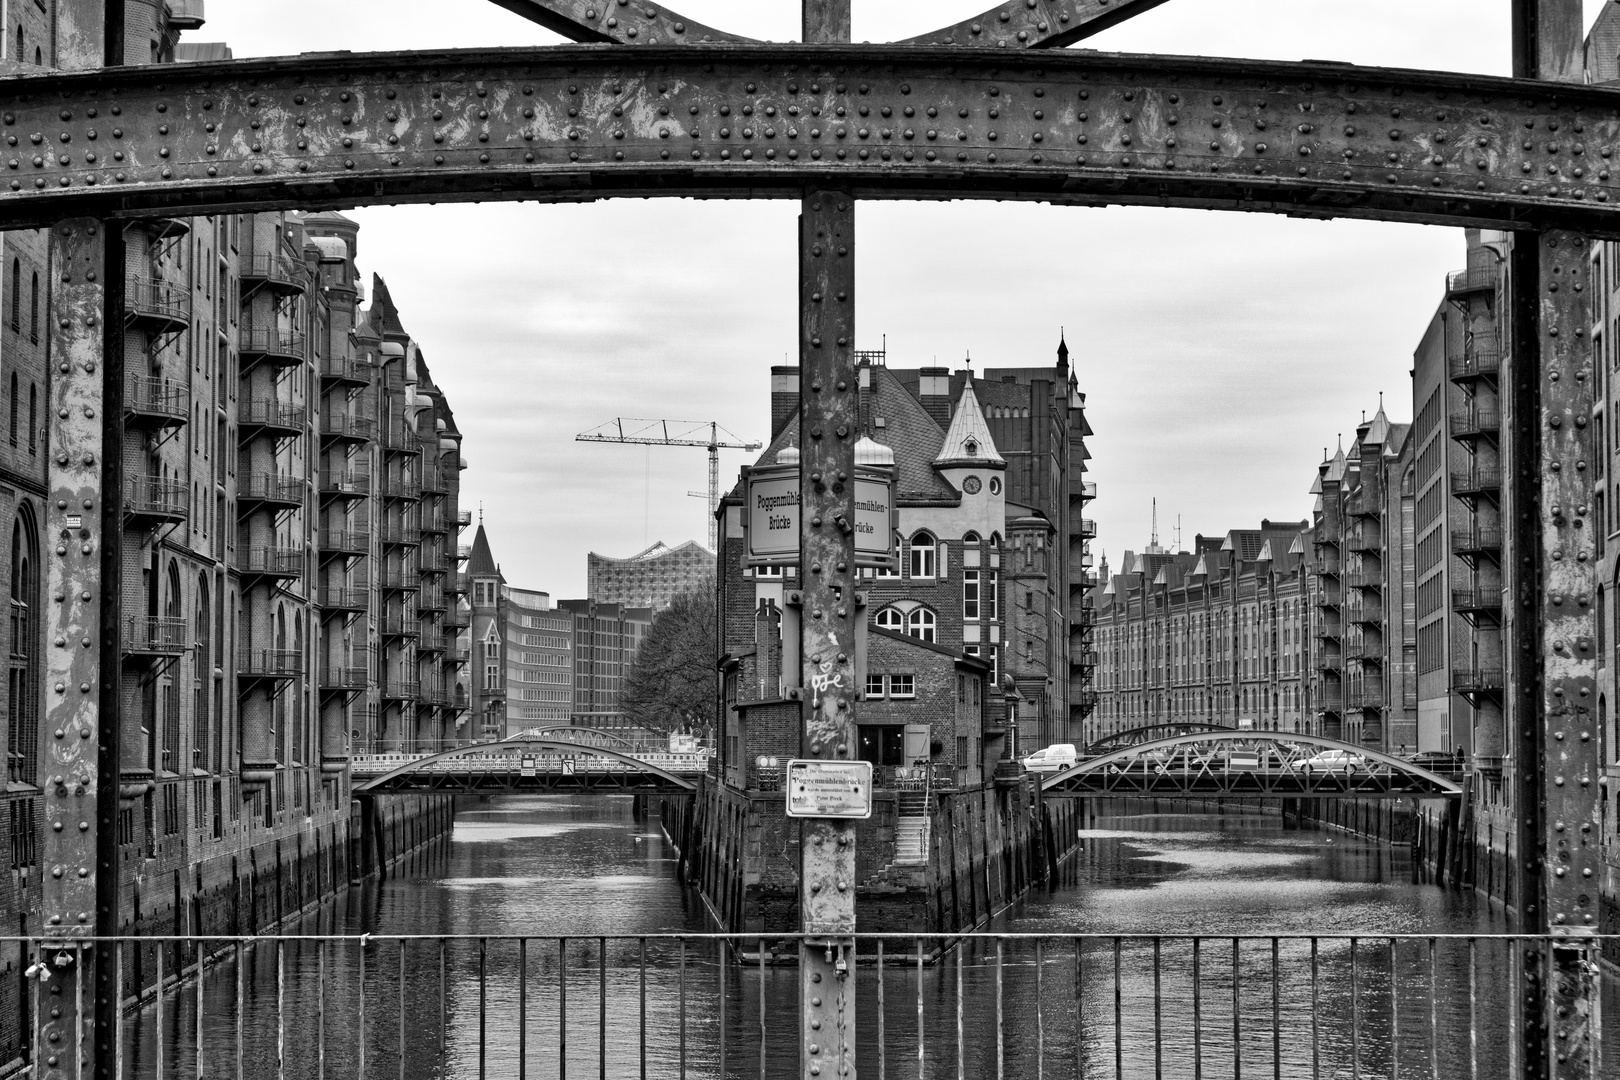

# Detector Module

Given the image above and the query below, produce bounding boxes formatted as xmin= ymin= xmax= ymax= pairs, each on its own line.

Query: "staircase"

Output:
xmin=893 ymin=788 xmax=931 ymax=866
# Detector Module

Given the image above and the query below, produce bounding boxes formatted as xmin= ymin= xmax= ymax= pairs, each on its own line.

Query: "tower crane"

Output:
xmin=575 ymin=419 xmax=762 ymax=550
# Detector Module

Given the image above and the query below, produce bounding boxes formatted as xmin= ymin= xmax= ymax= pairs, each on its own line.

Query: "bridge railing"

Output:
xmin=65 ymin=932 xmax=1614 ymax=1080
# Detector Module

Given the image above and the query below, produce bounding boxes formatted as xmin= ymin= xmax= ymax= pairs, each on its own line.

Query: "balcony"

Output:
xmin=1081 ymin=481 xmax=1097 ymax=501
xmin=418 ymin=680 xmax=450 ymax=707
xmin=1316 ymin=690 xmax=1344 ymax=712
xmin=380 ymin=427 xmax=421 ymax=455
xmin=1316 ymin=652 xmax=1343 ymax=672
xmin=165 ymin=1 xmax=206 ymax=31
xmin=1452 ymin=667 xmax=1505 ymax=695
xmin=445 ymin=608 xmax=470 ymax=630
xmin=418 ymin=634 xmax=448 ymax=655
xmin=239 ymin=252 xmax=305 ymax=294
xmin=316 ymin=586 xmax=368 ymax=613
xmin=456 ymin=511 xmax=472 ymax=528
xmin=1346 ymin=491 xmax=1380 ymax=518
xmin=1315 ymin=589 xmax=1342 ymax=609
xmin=317 ymin=530 xmax=370 ymax=559
xmin=1451 ymin=528 xmax=1503 ymax=558
xmin=421 ymin=470 xmax=449 ymax=495
xmin=1347 ymin=602 xmax=1383 ymax=626
xmin=456 ymin=544 xmax=472 ymax=562
xmin=1077 ymin=518 xmax=1097 ymax=539
xmin=1452 ymin=588 xmax=1503 ymax=616
xmin=1446 ymin=263 xmax=1500 ymax=295
xmin=1447 ymin=340 xmax=1502 ymax=384
xmin=379 ymin=616 xmax=420 ymax=639
xmin=321 ymin=413 xmax=376 ymax=445
xmin=124 ymin=375 xmax=188 ymax=430
xmin=320 ymin=355 xmax=371 ymax=387
xmin=1345 ymin=640 xmax=1383 ymax=662
xmin=420 ymin=514 xmax=450 ymax=536
xmin=238 ymin=648 xmax=303 ymax=681
xmin=1450 ymin=469 xmax=1502 ymax=499
xmin=379 ymin=571 xmax=420 ymax=593
xmin=1318 ymin=615 xmax=1342 ymax=639
xmin=238 ymin=546 xmax=303 ymax=582
xmin=449 ymin=645 xmax=471 ymax=666
xmin=318 ymin=468 xmax=371 ymax=500
xmin=1450 ymin=410 xmax=1501 ymax=442
xmin=419 ymin=549 xmax=450 ymax=574
xmin=1349 ymin=683 xmax=1386 ymax=709
xmin=1316 ymin=555 xmax=1342 ymax=576
xmin=125 ymin=476 xmax=188 ymax=525
xmin=239 ymin=327 xmax=306 ymax=368
xmin=417 ymin=589 xmax=447 ymax=614
xmin=123 ymin=615 xmax=188 ymax=657
xmin=1344 ymin=571 xmax=1382 ymax=590
xmin=320 ymin=662 xmax=368 ymax=694
xmin=450 ymin=573 xmax=471 ymax=596
xmin=238 ymin=473 xmax=305 ymax=512
xmin=378 ymin=474 xmax=420 ymax=501
xmin=125 ymin=276 xmax=191 ymax=334
xmin=380 ymin=677 xmax=418 ymax=702
xmin=1346 ymin=531 xmax=1381 ymax=553
xmin=379 ymin=523 xmax=420 ymax=548
xmin=238 ymin=399 xmax=306 ymax=440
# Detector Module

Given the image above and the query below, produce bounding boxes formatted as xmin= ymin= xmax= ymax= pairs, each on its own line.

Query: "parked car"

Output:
xmin=1299 ymin=749 xmax=1365 ymax=774
xmin=1022 ymin=744 xmax=1079 ymax=774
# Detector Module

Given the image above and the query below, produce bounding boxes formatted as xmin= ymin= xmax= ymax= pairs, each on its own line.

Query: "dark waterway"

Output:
xmin=123 ymin=795 xmax=1618 ymax=1078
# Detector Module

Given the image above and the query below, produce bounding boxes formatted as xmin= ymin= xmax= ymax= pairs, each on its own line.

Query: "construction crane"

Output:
xmin=575 ymin=419 xmax=762 ymax=550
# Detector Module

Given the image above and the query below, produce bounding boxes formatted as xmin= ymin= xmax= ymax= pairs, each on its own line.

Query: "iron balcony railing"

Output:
xmin=1453 ymin=667 xmax=1506 ymax=694
xmin=378 ymin=473 xmax=420 ymax=500
xmin=1347 ymin=601 xmax=1384 ymax=625
xmin=1078 ymin=517 xmax=1097 ymax=538
xmin=420 ymin=469 xmax=448 ymax=494
xmin=456 ymin=510 xmax=472 ymax=527
xmin=1343 ymin=571 xmax=1382 ymax=590
xmin=449 ymin=644 xmax=471 ymax=665
xmin=380 ymin=676 xmax=417 ymax=700
xmin=1315 ymin=588 xmax=1342 ymax=609
xmin=419 ymin=548 xmax=450 ymax=573
xmin=320 ymin=661 xmax=368 ymax=692
xmin=418 ymin=679 xmax=450 ymax=705
xmin=238 ymin=399 xmax=307 ymax=436
xmin=1346 ymin=490 xmax=1380 ymax=518
xmin=378 ymin=570 xmax=420 ymax=592
xmin=1345 ymin=639 xmax=1383 ymax=662
xmin=1453 ymin=588 xmax=1503 ymax=614
xmin=320 ymin=354 xmax=370 ymax=385
xmin=420 ymin=513 xmax=450 ymax=536
xmin=238 ymin=473 xmax=305 ymax=508
xmin=321 ymin=412 xmax=376 ymax=443
xmin=1318 ymin=614 xmax=1342 ymax=638
xmin=239 ymin=252 xmax=304 ymax=290
xmin=81 ymin=932 xmax=1615 ymax=1080
xmin=1349 ymin=682 xmax=1386 ymax=708
xmin=1446 ymin=262 xmax=1501 ymax=293
xmin=1450 ymin=468 xmax=1502 ymax=496
xmin=1345 ymin=531 xmax=1380 ymax=553
xmin=125 ymin=275 xmax=191 ymax=329
xmin=124 ymin=375 xmax=188 ymax=427
xmin=123 ymin=615 xmax=188 ymax=655
xmin=444 ymin=608 xmax=470 ymax=629
xmin=417 ymin=589 xmax=447 ymax=613
xmin=317 ymin=529 xmax=370 ymax=556
xmin=165 ymin=0 xmax=207 ymax=30
xmin=1315 ymin=651 xmax=1343 ymax=672
xmin=238 ymin=546 xmax=303 ymax=580
xmin=380 ymin=426 xmax=421 ymax=454
xmin=1450 ymin=409 xmax=1501 ymax=438
xmin=1451 ymin=528 xmax=1503 ymax=555
xmin=418 ymin=633 xmax=448 ymax=655
xmin=456 ymin=544 xmax=472 ymax=561
xmin=378 ymin=523 xmax=420 ymax=547
xmin=238 ymin=326 xmax=306 ymax=363
xmin=316 ymin=586 xmax=367 ymax=612
xmin=237 ymin=648 xmax=302 ymax=678
xmin=125 ymin=476 xmax=189 ymax=522
xmin=1317 ymin=689 xmax=1344 ymax=710
xmin=378 ymin=616 xmax=420 ymax=639
xmin=318 ymin=468 xmax=371 ymax=498
xmin=1447 ymin=339 xmax=1503 ymax=382
xmin=1081 ymin=480 xmax=1097 ymax=499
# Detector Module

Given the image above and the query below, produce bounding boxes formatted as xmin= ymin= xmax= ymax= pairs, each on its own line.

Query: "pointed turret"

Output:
xmin=1056 ymin=330 xmax=1070 ymax=370
xmin=934 ymin=381 xmax=1006 ymax=469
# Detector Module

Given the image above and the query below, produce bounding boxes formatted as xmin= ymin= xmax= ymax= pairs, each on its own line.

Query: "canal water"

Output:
xmin=123 ymin=795 xmax=1618 ymax=1078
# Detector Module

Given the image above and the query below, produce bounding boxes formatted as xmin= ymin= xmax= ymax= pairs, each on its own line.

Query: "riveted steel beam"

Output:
xmin=4 ymin=48 xmax=1620 ymax=232
xmin=39 ymin=217 xmax=107 ymax=1080
xmin=900 ymin=0 xmax=1172 ymax=50
xmin=797 ymin=186 xmax=859 ymax=1080
xmin=484 ymin=0 xmax=754 ymax=45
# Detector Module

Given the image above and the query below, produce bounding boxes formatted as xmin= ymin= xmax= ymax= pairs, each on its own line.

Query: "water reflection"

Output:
xmin=120 ymin=797 xmax=1615 ymax=1078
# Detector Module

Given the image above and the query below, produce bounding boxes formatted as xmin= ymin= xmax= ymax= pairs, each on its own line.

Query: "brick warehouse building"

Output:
xmin=715 ymin=342 xmax=1096 ymax=789
xmin=0 ymin=5 xmax=472 ymax=1060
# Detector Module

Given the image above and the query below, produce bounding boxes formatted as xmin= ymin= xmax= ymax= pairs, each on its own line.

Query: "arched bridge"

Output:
xmin=1042 ymin=732 xmax=1464 ymax=799
xmin=351 ymin=734 xmax=705 ymax=794
xmin=1087 ymin=723 xmax=1236 ymax=754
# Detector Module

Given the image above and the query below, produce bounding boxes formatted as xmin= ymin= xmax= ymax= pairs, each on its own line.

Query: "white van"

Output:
xmin=1021 ymin=743 xmax=1079 ymax=774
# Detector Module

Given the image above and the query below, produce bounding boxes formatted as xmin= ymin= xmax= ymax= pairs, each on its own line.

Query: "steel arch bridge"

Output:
xmin=1087 ymin=723 xmax=1235 ymax=754
xmin=511 ymin=725 xmax=637 ymax=748
xmin=20 ymin=1 xmax=1607 ymax=1075
xmin=351 ymin=734 xmax=701 ymax=794
xmin=1042 ymin=732 xmax=1465 ymax=799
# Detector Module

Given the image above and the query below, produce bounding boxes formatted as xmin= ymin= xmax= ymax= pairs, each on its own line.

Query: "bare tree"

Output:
xmin=621 ymin=581 xmax=717 ymax=736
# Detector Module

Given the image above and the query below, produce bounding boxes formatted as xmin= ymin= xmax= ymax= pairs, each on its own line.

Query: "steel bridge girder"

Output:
xmin=3 ymin=48 xmax=1620 ymax=233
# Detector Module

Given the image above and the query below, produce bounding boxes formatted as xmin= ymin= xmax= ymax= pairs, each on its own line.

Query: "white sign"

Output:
xmin=785 ymin=759 xmax=873 ymax=819
xmin=743 ymin=463 xmax=895 ymax=568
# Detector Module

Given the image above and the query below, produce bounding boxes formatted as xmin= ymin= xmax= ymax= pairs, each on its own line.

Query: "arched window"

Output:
xmin=7 ymin=509 xmax=38 ymax=786
xmin=988 ymin=532 xmax=1001 ymax=549
xmin=7 ymin=258 xmax=16 ymax=330
xmin=907 ymin=608 xmax=937 ymax=643
xmin=195 ymin=576 xmax=210 ymax=771
xmin=14 ymin=26 xmax=21 ymax=64
xmin=32 ymin=45 xmax=39 ymax=67
xmin=27 ymin=384 xmax=35 ymax=451
xmin=28 ymin=270 xmax=37 ymax=343
xmin=909 ymin=531 xmax=936 ymax=578
xmin=7 ymin=374 xmax=15 ymax=447
xmin=875 ymin=607 xmax=904 ymax=633
xmin=962 ymin=531 xmax=980 ymax=544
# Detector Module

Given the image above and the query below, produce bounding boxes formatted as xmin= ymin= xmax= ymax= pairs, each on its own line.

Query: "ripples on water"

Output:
xmin=121 ymin=797 xmax=1617 ymax=1078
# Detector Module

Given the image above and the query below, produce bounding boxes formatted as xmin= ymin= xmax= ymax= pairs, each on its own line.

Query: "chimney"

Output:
xmin=771 ymin=366 xmax=799 ymax=440
xmin=917 ymin=366 xmax=951 ymax=427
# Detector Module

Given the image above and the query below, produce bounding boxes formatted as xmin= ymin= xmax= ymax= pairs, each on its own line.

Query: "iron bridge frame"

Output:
xmin=351 ymin=734 xmax=700 ymax=794
xmin=12 ymin=1 xmax=1607 ymax=1078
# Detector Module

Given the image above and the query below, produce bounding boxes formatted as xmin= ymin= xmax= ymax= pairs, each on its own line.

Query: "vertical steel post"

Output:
xmin=1511 ymin=3 xmax=1602 ymax=1079
xmin=798 ymin=10 xmax=858 ymax=1075
xmin=39 ymin=218 xmax=109 ymax=1080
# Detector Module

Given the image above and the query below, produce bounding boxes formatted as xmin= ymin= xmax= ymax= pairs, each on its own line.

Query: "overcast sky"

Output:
xmin=199 ymin=2 xmax=1614 ymax=594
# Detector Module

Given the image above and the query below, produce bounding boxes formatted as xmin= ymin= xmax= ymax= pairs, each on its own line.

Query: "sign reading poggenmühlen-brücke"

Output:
xmin=785 ymin=759 xmax=874 ymax=820
xmin=743 ymin=462 xmax=896 ymax=569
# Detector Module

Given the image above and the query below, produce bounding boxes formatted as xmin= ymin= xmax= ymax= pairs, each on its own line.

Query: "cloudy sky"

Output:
xmin=200 ymin=1 xmax=1613 ymax=594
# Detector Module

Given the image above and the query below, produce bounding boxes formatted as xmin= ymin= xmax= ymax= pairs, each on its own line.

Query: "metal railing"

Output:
xmin=321 ymin=412 xmax=376 ymax=441
xmin=315 ymin=586 xmax=367 ymax=611
xmin=124 ymin=375 xmax=188 ymax=424
xmin=1450 ymin=410 xmax=1501 ymax=438
xmin=378 ymin=474 xmax=420 ymax=499
xmin=1453 ymin=667 xmax=1506 ymax=693
xmin=1451 ymin=468 xmax=1502 ymax=495
xmin=318 ymin=468 xmax=371 ymax=497
xmin=1453 ymin=588 xmax=1503 ymax=613
xmin=125 ymin=275 xmax=191 ymax=326
xmin=123 ymin=615 xmax=188 ymax=655
xmin=320 ymin=355 xmax=370 ymax=384
xmin=456 ymin=510 xmax=473 ymax=527
xmin=238 ymin=546 xmax=303 ymax=579
xmin=239 ymin=251 xmax=304 ymax=288
xmin=239 ymin=399 xmax=307 ymax=434
xmin=317 ymin=529 xmax=370 ymax=554
xmin=1447 ymin=340 xmax=1503 ymax=381
xmin=80 ymin=932 xmax=1615 ymax=1080
xmin=126 ymin=475 xmax=188 ymax=520
xmin=238 ymin=473 xmax=305 ymax=506
xmin=1451 ymin=528 xmax=1503 ymax=555
xmin=237 ymin=648 xmax=302 ymax=678
xmin=239 ymin=326 xmax=306 ymax=358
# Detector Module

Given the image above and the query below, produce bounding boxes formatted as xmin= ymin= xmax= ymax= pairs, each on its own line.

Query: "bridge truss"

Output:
xmin=19 ymin=1 xmax=1605 ymax=1077
xmin=1086 ymin=722 xmax=1236 ymax=753
xmin=1044 ymin=732 xmax=1464 ymax=799
xmin=352 ymin=735 xmax=699 ymax=794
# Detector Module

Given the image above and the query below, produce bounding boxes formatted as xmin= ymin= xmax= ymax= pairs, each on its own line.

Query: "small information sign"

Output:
xmin=785 ymin=759 xmax=873 ymax=820
xmin=742 ymin=463 xmax=895 ymax=569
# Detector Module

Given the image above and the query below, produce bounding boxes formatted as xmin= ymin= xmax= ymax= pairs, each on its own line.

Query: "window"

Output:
xmin=7 ymin=374 xmax=15 ymax=447
xmin=889 ymin=675 xmax=916 ymax=699
xmin=864 ymin=673 xmax=885 ymax=698
xmin=907 ymin=608 xmax=936 ymax=643
xmin=875 ymin=607 xmax=904 ymax=632
xmin=963 ymin=531 xmax=980 ymax=544
xmin=755 ymin=564 xmax=784 ymax=579
xmin=909 ymin=532 xmax=936 ymax=578
xmin=985 ymin=571 xmax=1000 ymax=620
xmin=483 ymin=663 xmax=501 ymax=690
xmin=27 ymin=384 xmax=34 ymax=451
xmin=877 ymin=536 xmax=900 ymax=578
xmin=28 ymin=271 xmax=37 ymax=344
xmin=963 ymin=569 xmax=981 ymax=620
xmin=7 ymin=258 xmax=16 ymax=330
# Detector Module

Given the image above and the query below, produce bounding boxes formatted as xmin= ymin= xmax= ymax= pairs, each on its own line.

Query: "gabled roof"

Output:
xmin=1325 ymin=446 xmax=1348 ymax=482
xmin=1364 ymin=404 xmax=1391 ymax=446
xmin=934 ymin=381 xmax=1005 ymax=469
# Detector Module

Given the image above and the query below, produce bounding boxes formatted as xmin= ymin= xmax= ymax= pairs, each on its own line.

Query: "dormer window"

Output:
xmin=964 ymin=439 xmax=978 ymax=457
